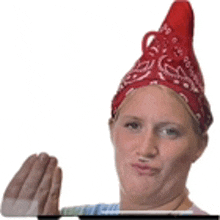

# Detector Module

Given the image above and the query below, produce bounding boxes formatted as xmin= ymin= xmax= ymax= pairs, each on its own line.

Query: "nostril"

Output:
xmin=137 ymin=145 xmax=159 ymax=160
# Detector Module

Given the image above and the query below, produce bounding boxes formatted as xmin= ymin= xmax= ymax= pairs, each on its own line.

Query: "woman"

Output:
xmin=1 ymin=0 xmax=214 ymax=216
xmin=108 ymin=85 xmax=208 ymax=214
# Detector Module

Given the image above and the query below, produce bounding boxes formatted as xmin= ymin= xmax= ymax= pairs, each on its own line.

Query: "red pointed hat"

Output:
xmin=111 ymin=0 xmax=213 ymax=132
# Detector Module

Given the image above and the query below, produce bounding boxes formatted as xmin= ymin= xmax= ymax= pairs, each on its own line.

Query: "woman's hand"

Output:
xmin=1 ymin=153 xmax=62 ymax=216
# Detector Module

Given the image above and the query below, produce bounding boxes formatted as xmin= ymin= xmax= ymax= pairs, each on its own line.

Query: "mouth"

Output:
xmin=131 ymin=163 xmax=160 ymax=176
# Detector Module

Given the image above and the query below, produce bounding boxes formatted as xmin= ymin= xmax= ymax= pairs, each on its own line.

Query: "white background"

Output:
xmin=0 ymin=0 xmax=219 ymax=219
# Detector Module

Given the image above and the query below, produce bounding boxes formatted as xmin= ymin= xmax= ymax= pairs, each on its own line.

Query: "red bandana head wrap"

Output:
xmin=111 ymin=0 xmax=213 ymax=133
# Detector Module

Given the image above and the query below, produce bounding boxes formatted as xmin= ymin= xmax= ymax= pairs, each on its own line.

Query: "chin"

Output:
xmin=120 ymin=178 xmax=159 ymax=200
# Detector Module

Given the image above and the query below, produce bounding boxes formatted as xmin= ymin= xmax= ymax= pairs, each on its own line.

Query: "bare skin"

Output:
xmin=1 ymin=152 xmax=62 ymax=216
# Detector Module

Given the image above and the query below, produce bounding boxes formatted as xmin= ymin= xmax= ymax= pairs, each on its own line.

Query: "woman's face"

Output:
xmin=110 ymin=86 xmax=206 ymax=205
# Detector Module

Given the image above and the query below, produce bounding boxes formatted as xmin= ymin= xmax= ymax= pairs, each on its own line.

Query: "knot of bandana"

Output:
xmin=142 ymin=31 xmax=187 ymax=62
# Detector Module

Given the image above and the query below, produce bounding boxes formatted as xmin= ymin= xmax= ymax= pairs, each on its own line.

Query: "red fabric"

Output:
xmin=111 ymin=0 xmax=213 ymax=132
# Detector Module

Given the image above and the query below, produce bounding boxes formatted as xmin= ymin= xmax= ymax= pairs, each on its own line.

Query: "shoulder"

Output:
xmin=61 ymin=203 xmax=120 ymax=216
xmin=189 ymin=204 xmax=209 ymax=215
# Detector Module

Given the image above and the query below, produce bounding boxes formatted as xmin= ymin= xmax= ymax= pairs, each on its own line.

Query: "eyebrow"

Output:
xmin=121 ymin=115 xmax=145 ymax=123
xmin=122 ymin=115 xmax=142 ymax=120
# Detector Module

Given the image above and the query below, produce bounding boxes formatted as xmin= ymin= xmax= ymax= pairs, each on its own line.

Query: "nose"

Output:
xmin=136 ymin=128 xmax=159 ymax=159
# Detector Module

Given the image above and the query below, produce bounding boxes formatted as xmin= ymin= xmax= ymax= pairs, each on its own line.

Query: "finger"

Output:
xmin=16 ymin=153 xmax=50 ymax=201
xmin=30 ymin=157 xmax=58 ymax=215
xmin=43 ymin=167 xmax=62 ymax=215
xmin=2 ymin=154 xmax=37 ymax=216
xmin=3 ymin=154 xmax=37 ymax=199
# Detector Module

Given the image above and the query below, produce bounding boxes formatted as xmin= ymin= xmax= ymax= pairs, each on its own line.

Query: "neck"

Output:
xmin=120 ymin=189 xmax=193 ymax=211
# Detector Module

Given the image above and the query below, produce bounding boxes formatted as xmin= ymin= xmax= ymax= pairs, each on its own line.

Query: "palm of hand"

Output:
xmin=1 ymin=153 xmax=62 ymax=216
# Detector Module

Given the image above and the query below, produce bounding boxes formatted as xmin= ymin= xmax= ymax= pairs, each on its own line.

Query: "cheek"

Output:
xmin=161 ymin=140 xmax=194 ymax=173
xmin=112 ymin=128 xmax=135 ymax=173
xmin=113 ymin=127 xmax=135 ymax=152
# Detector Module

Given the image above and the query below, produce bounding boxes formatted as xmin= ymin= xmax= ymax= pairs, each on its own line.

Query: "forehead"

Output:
xmin=119 ymin=86 xmax=191 ymax=124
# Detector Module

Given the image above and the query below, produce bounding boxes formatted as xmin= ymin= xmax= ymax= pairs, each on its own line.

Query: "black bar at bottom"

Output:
xmin=37 ymin=215 xmax=219 ymax=220
xmin=79 ymin=215 xmax=219 ymax=220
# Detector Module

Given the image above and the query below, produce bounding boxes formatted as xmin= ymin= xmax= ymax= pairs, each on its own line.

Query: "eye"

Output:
xmin=160 ymin=127 xmax=180 ymax=138
xmin=124 ymin=122 xmax=141 ymax=131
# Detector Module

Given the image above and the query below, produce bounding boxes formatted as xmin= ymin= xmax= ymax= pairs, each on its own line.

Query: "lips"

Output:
xmin=131 ymin=163 xmax=159 ymax=176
